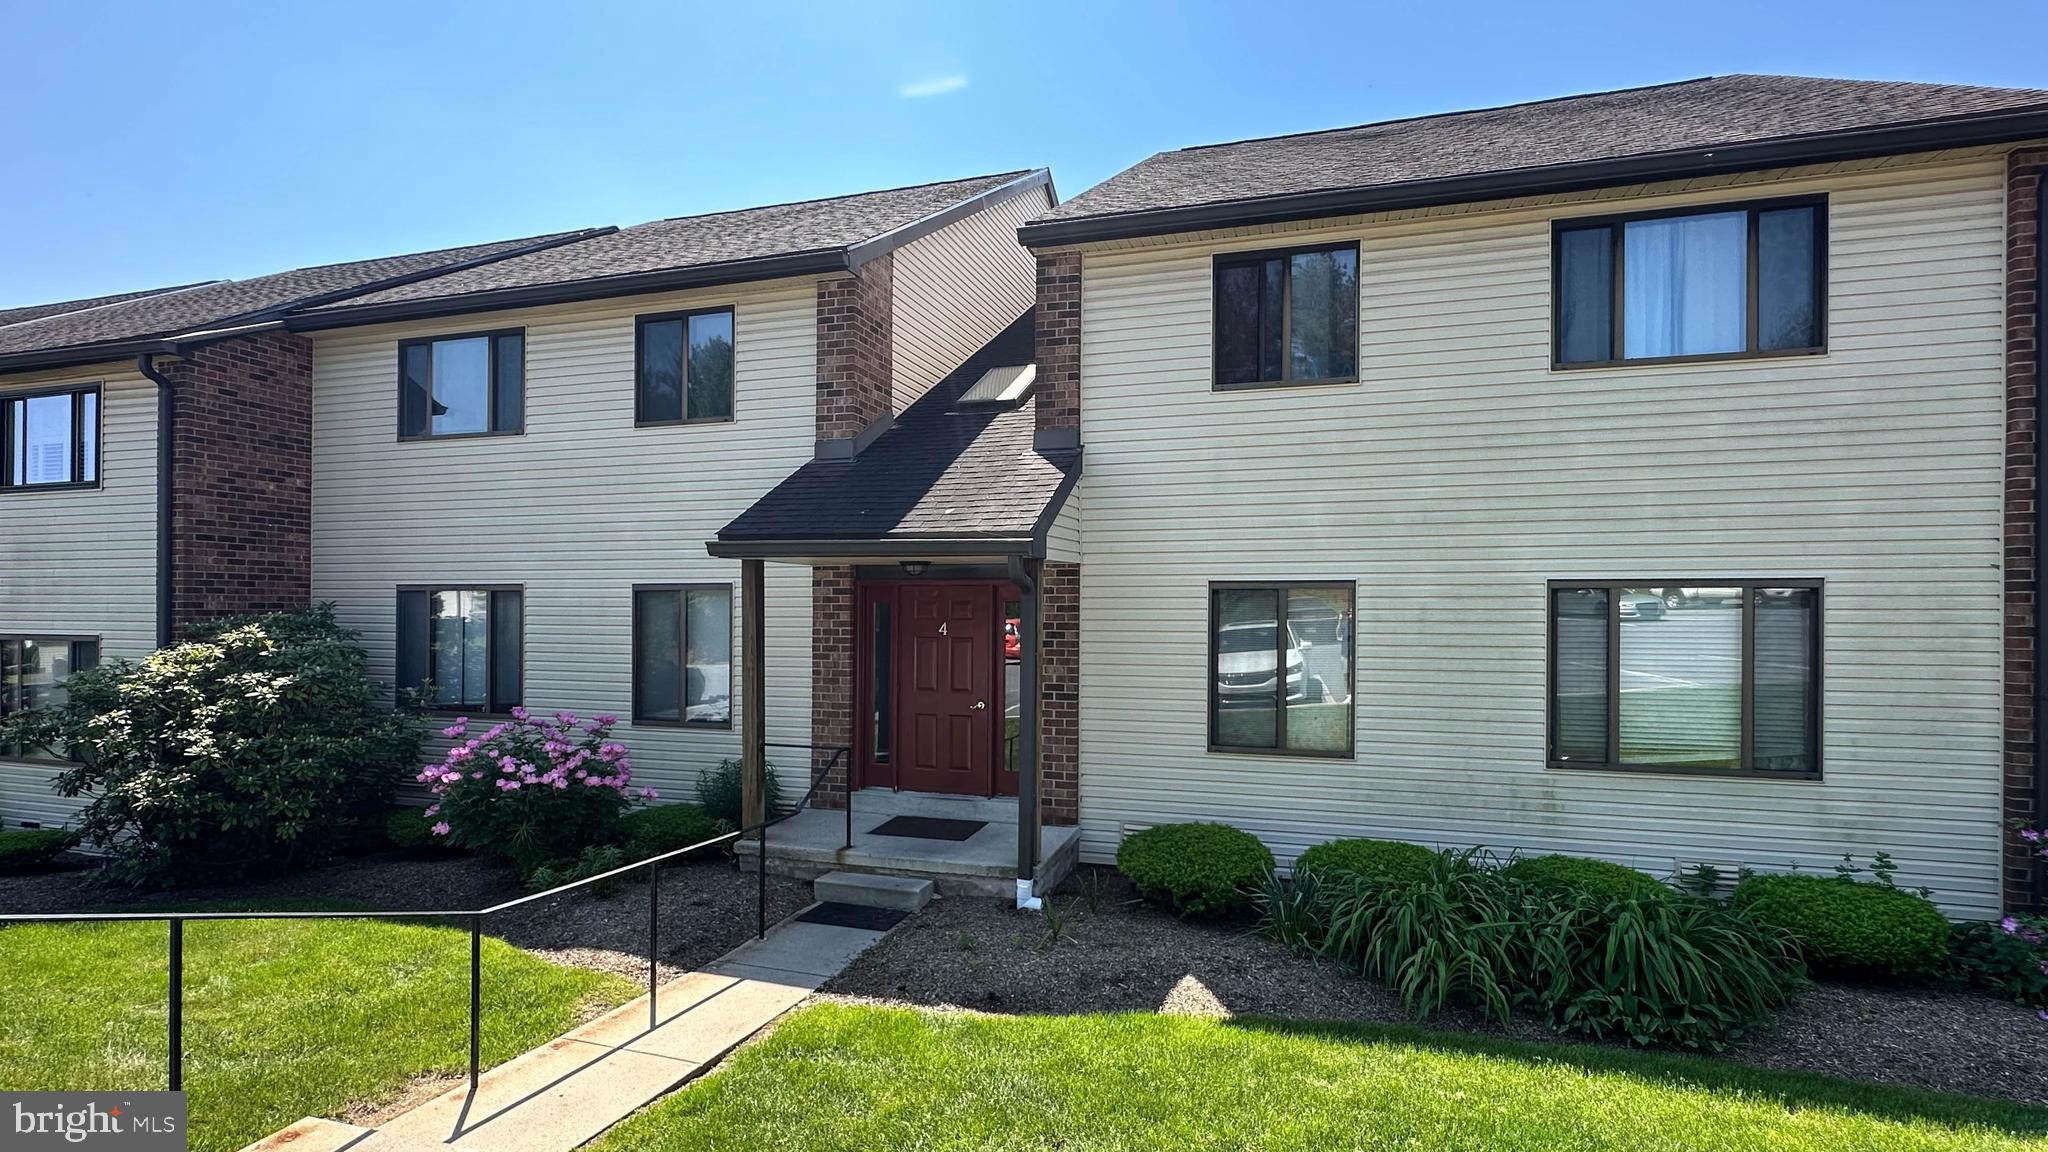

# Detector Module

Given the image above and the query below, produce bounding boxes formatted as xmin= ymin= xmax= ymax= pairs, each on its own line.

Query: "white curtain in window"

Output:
xmin=24 ymin=394 xmax=72 ymax=484
xmin=1623 ymin=212 xmax=1746 ymax=359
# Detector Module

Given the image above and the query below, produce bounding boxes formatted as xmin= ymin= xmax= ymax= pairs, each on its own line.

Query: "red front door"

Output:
xmin=895 ymin=584 xmax=994 ymax=795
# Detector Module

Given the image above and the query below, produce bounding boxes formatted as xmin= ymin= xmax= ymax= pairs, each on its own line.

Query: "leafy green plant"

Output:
xmin=1732 ymin=872 xmax=1949 ymax=980
xmin=0 ymin=827 xmax=80 ymax=875
xmin=422 ymin=711 xmax=647 ymax=874
xmin=523 ymin=843 xmax=629 ymax=895
xmin=1116 ymin=822 xmax=1274 ymax=918
xmin=696 ymin=758 xmax=783 ymax=828
xmin=1294 ymin=837 xmax=1437 ymax=886
xmin=1527 ymin=892 xmax=1805 ymax=1050
xmin=1948 ymin=917 xmax=2048 ymax=1010
xmin=1501 ymin=854 xmax=1666 ymax=903
xmin=382 ymin=807 xmax=465 ymax=855
xmin=1252 ymin=867 xmax=1335 ymax=952
xmin=1320 ymin=850 xmax=1526 ymax=1022
xmin=0 ymin=606 xmax=423 ymax=888
xmin=618 ymin=803 xmax=733 ymax=861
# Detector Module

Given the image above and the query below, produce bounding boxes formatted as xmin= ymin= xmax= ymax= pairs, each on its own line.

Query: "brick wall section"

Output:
xmin=1039 ymin=561 xmax=1080 ymax=825
xmin=1034 ymin=252 xmax=1081 ymax=434
xmin=166 ymin=331 xmax=314 ymax=633
xmin=809 ymin=565 xmax=855 ymax=810
xmin=2006 ymin=147 xmax=2048 ymax=911
xmin=815 ymin=254 xmax=894 ymax=442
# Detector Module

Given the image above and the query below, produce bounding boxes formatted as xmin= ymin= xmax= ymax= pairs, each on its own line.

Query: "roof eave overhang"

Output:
xmin=1018 ymin=107 xmax=2048 ymax=247
xmin=0 ymin=338 xmax=185 ymax=377
xmin=707 ymin=536 xmax=1041 ymax=562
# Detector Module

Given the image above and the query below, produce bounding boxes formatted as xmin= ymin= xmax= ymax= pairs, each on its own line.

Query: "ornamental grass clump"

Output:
xmin=420 ymin=708 xmax=652 ymax=876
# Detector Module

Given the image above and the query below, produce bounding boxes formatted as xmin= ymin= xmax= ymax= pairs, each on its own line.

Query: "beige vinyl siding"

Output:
xmin=0 ymin=364 xmax=156 ymax=828
xmin=1073 ymin=154 xmax=2009 ymax=916
xmin=890 ymin=185 xmax=1049 ymax=411
xmin=310 ymin=281 xmax=817 ymax=803
xmin=1045 ymin=483 xmax=1082 ymax=564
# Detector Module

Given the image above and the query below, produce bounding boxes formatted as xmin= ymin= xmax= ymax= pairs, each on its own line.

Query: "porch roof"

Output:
xmin=709 ymin=313 xmax=1079 ymax=561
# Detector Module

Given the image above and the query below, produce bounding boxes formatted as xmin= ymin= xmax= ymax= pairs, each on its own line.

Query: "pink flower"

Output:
xmin=639 ymin=787 xmax=658 ymax=800
xmin=555 ymin=711 xmax=578 ymax=727
xmin=430 ymin=822 xmax=451 ymax=837
xmin=424 ymin=804 xmax=440 ymax=817
xmin=441 ymin=720 xmax=468 ymax=739
xmin=594 ymin=714 xmax=619 ymax=728
xmin=2002 ymin=916 xmax=2021 ymax=936
xmin=510 ymin=705 xmax=531 ymax=722
xmin=2023 ymin=828 xmax=2042 ymax=843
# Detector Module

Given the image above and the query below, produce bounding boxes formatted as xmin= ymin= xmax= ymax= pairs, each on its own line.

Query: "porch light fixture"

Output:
xmin=900 ymin=561 xmax=930 ymax=576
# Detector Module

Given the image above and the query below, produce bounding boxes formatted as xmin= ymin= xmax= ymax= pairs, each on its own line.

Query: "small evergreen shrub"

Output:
xmin=1294 ymin=837 xmax=1436 ymax=885
xmin=1948 ymin=916 xmax=2048 ymax=1009
xmin=0 ymin=828 xmax=79 ymax=875
xmin=523 ymin=844 xmax=628 ymax=895
xmin=1501 ymin=854 xmax=1666 ymax=903
xmin=696 ymin=758 xmax=783 ymax=828
xmin=1116 ymin=822 xmax=1274 ymax=918
xmin=1733 ymin=873 xmax=1949 ymax=980
xmin=383 ymin=807 xmax=464 ymax=855
xmin=619 ymin=803 xmax=733 ymax=861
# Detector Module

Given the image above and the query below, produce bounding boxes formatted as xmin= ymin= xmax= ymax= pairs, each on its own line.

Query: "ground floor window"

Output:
xmin=1208 ymin=582 xmax=1355 ymax=757
xmin=633 ymin=584 xmax=732 ymax=726
xmin=1549 ymin=581 xmax=1820 ymax=776
xmin=396 ymin=588 xmax=523 ymax=713
xmin=0 ymin=636 xmax=98 ymax=759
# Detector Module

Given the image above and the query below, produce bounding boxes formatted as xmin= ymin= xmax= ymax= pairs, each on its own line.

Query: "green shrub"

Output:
xmin=0 ymin=828 xmax=79 ymax=875
xmin=1294 ymin=837 xmax=1437 ymax=886
xmin=1732 ymin=873 xmax=1949 ymax=980
xmin=618 ymin=803 xmax=733 ymax=861
xmin=1116 ymin=822 xmax=1274 ymax=918
xmin=424 ymin=712 xmax=640 ymax=874
xmin=523 ymin=844 xmax=628 ymax=895
xmin=696 ymin=758 xmax=783 ymax=829
xmin=1528 ymin=892 xmax=1804 ymax=1050
xmin=0 ymin=606 xmax=423 ymax=888
xmin=1252 ymin=867 xmax=1335 ymax=952
xmin=1948 ymin=917 xmax=2048 ymax=1009
xmin=1501 ymin=854 xmax=1666 ymax=903
xmin=383 ymin=807 xmax=464 ymax=855
xmin=1321 ymin=851 xmax=1526 ymax=1021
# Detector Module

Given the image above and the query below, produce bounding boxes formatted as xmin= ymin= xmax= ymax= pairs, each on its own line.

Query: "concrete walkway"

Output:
xmin=242 ymin=914 xmax=896 ymax=1152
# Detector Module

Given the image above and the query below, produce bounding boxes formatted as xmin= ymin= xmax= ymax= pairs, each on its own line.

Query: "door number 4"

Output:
xmin=937 ymin=622 xmax=948 ymax=635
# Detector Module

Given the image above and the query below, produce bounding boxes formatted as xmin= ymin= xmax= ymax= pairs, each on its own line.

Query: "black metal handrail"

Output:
xmin=0 ymin=743 xmax=851 ymax=1135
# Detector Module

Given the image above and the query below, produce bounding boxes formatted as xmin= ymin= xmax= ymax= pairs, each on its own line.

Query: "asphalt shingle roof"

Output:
xmin=719 ymin=312 xmax=1075 ymax=546
xmin=309 ymin=172 xmax=1035 ymax=313
xmin=1037 ymin=75 xmax=2048 ymax=227
xmin=0 ymin=230 xmax=604 ymax=360
xmin=0 ymin=283 xmax=216 ymax=330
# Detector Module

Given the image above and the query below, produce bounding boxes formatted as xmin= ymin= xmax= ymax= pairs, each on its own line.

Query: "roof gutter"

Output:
xmin=284 ymin=249 xmax=855 ymax=332
xmin=1018 ymin=106 xmax=2048 ymax=247
xmin=706 ymin=536 xmax=1040 ymax=562
xmin=135 ymin=353 xmax=176 ymax=648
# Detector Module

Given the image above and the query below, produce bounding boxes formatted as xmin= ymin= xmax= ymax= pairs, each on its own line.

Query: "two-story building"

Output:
xmin=5 ymin=74 xmax=2047 ymax=918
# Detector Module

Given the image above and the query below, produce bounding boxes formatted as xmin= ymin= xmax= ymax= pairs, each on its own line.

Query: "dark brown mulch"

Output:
xmin=0 ymin=850 xmax=812 ymax=983
xmin=821 ymin=866 xmax=2048 ymax=1108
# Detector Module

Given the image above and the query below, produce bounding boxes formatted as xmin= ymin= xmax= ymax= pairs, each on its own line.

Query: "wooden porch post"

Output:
xmin=742 ymin=558 xmax=766 ymax=828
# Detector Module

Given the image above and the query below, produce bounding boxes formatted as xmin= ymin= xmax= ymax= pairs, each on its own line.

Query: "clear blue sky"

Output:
xmin=3 ymin=0 xmax=2041 ymax=309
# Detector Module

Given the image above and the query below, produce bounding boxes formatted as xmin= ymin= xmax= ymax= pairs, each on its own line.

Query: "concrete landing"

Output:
xmin=737 ymin=788 xmax=1080 ymax=897
xmin=261 ymin=911 xmax=900 ymax=1152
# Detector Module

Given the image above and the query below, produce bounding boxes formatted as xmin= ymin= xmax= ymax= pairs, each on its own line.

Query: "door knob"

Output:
xmin=973 ymin=701 xmax=987 ymax=710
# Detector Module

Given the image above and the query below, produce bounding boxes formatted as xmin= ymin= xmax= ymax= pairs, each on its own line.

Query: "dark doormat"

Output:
xmin=868 ymin=815 xmax=988 ymax=842
xmin=796 ymin=902 xmax=911 ymax=931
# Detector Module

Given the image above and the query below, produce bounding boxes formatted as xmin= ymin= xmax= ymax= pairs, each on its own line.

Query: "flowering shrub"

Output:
xmin=1949 ymin=915 xmax=2048 ymax=1018
xmin=419 ymin=708 xmax=654 ymax=875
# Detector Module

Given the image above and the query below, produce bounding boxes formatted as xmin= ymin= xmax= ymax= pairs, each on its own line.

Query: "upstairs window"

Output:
xmin=0 ymin=636 xmax=98 ymax=759
xmin=1213 ymin=243 xmax=1358 ymax=388
xmin=2 ymin=385 xmax=99 ymax=490
xmin=396 ymin=588 xmax=523 ymax=713
xmin=636 ymin=308 xmax=735 ymax=424
xmin=1554 ymin=198 xmax=1826 ymax=367
xmin=1549 ymin=581 xmax=1821 ymax=777
xmin=399 ymin=331 xmax=524 ymax=439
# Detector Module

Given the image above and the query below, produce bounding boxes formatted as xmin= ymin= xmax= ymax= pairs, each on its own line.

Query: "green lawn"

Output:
xmin=0 ymin=913 xmax=635 ymax=1152
xmin=594 ymin=1004 xmax=2048 ymax=1152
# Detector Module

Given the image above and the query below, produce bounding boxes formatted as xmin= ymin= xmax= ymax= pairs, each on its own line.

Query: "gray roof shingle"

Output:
xmin=1030 ymin=75 xmax=2048 ymax=237
xmin=0 ymin=230 xmax=606 ymax=363
xmin=0 ymin=283 xmax=217 ymax=330
xmin=717 ymin=313 xmax=1076 ymax=549
xmin=306 ymin=172 xmax=1036 ymax=316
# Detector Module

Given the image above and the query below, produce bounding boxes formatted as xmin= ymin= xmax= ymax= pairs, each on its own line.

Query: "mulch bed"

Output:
xmin=0 ymin=849 xmax=812 ymax=983
xmin=821 ymin=866 xmax=2048 ymax=1108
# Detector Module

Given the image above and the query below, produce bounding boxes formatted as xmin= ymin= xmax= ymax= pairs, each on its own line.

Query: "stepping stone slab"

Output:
xmin=814 ymin=871 xmax=933 ymax=911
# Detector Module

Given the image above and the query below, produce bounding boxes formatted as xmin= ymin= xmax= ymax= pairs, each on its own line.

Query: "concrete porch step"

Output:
xmin=739 ymin=804 xmax=1081 ymax=898
xmin=814 ymin=870 xmax=932 ymax=911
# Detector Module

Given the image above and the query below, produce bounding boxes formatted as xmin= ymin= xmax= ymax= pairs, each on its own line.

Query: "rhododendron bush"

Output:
xmin=420 ymin=708 xmax=655 ymax=874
